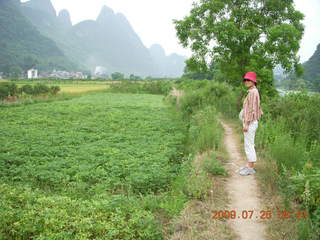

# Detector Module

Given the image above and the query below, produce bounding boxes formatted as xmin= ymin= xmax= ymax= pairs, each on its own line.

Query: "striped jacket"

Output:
xmin=242 ymin=86 xmax=263 ymax=127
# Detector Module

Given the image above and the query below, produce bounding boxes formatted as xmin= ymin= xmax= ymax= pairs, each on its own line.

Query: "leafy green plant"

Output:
xmin=0 ymin=184 xmax=163 ymax=240
xmin=33 ymin=84 xmax=50 ymax=95
xmin=0 ymin=83 xmax=61 ymax=101
xmin=0 ymin=91 xmax=189 ymax=239
xmin=0 ymin=82 xmax=18 ymax=99
xmin=203 ymin=152 xmax=227 ymax=176
xmin=108 ymin=80 xmax=175 ymax=95
xmin=49 ymin=86 xmax=60 ymax=95
xmin=188 ymin=105 xmax=223 ymax=153
xmin=21 ymin=84 xmax=34 ymax=95
xmin=183 ymin=167 xmax=211 ymax=200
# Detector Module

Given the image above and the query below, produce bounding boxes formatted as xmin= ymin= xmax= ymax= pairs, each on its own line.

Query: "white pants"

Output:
xmin=244 ymin=120 xmax=258 ymax=163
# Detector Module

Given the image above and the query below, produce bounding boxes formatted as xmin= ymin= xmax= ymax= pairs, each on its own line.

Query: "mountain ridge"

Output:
xmin=303 ymin=43 xmax=320 ymax=89
xmin=0 ymin=0 xmax=76 ymax=74
xmin=7 ymin=0 xmax=186 ymax=77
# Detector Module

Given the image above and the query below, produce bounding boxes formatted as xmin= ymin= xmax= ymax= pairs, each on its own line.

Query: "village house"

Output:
xmin=27 ymin=68 xmax=38 ymax=79
xmin=41 ymin=70 xmax=87 ymax=79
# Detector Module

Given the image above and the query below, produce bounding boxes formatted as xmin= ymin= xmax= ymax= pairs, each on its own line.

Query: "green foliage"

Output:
xmin=129 ymin=74 xmax=142 ymax=80
xmin=279 ymin=78 xmax=312 ymax=91
xmin=0 ymin=91 xmax=189 ymax=239
xmin=188 ymin=105 xmax=223 ymax=153
xmin=0 ymin=83 xmax=60 ymax=100
xmin=269 ymin=133 xmax=308 ymax=171
xmin=0 ymin=184 xmax=162 ymax=240
xmin=203 ymin=152 xmax=227 ymax=176
xmin=183 ymin=167 xmax=211 ymax=200
xmin=111 ymin=72 xmax=125 ymax=80
xmin=33 ymin=84 xmax=51 ymax=95
xmin=9 ymin=66 xmax=23 ymax=78
xmin=108 ymin=80 xmax=175 ymax=95
xmin=0 ymin=82 xmax=18 ymax=99
xmin=266 ymin=92 xmax=320 ymax=145
xmin=20 ymin=84 xmax=34 ymax=95
xmin=49 ymin=86 xmax=60 ymax=95
xmin=288 ymin=164 xmax=320 ymax=211
xmin=174 ymin=0 xmax=304 ymax=97
xmin=0 ymin=93 xmax=187 ymax=196
xmin=178 ymin=79 xmax=238 ymax=119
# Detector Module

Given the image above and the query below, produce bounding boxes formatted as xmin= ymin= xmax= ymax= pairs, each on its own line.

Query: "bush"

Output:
xmin=21 ymin=84 xmax=34 ymax=95
xmin=0 ymin=82 xmax=18 ymax=100
xmin=183 ymin=167 xmax=211 ymax=200
xmin=108 ymin=80 xmax=175 ymax=95
xmin=33 ymin=84 xmax=50 ymax=96
xmin=203 ymin=152 xmax=227 ymax=176
xmin=50 ymin=86 xmax=60 ymax=95
xmin=1 ymin=83 xmax=61 ymax=100
xmin=267 ymin=92 xmax=320 ymax=145
xmin=188 ymin=105 xmax=223 ymax=153
xmin=178 ymin=80 xmax=237 ymax=119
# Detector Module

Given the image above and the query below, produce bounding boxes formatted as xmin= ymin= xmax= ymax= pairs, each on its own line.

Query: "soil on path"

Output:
xmin=220 ymin=120 xmax=266 ymax=240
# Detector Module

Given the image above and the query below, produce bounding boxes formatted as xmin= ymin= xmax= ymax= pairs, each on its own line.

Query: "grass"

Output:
xmin=162 ymin=86 xmax=235 ymax=240
xmin=166 ymin=150 xmax=235 ymax=240
xmin=203 ymin=151 xmax=228 ymax=176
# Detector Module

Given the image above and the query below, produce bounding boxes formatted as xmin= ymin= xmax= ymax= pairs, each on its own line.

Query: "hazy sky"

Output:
xmin=25 ymin=0 xmax=320 ymax=62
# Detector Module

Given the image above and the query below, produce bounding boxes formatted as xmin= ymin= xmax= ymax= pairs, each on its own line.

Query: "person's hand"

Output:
xmin=243 ymin=125 xmax=248 ymax=132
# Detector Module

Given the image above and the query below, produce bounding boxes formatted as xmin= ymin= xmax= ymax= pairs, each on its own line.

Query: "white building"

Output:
xmin=27 ymin=69 xmax=38 ymax=79
xmin=94 ymin=66 xmax=107 ymax=75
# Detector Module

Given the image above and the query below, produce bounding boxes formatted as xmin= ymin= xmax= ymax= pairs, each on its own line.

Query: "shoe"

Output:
xmin=239 ymin=167 xmax=256 ymax=175
xmin=239 ymin=166 xmax=257 ymax=172
xmin=239 ymin=165 xmax=248 ymax=171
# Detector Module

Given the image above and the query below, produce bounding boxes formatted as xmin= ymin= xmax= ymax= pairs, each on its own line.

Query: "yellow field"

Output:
xmin=13 ymin=82 xmax=110 ymax=94
xmin=59 ymin=85 xmax=109 ymax=93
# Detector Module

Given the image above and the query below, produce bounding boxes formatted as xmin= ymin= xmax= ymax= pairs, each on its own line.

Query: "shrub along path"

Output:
xmin=220 ymin=119 xmax=266 ymax=240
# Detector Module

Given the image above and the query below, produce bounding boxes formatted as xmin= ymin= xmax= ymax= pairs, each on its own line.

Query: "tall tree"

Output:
xmin=174 ymin=0 xmax=304 ymax=96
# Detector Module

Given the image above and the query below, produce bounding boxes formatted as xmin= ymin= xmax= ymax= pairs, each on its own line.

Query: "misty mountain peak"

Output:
xmin=0 ymin=0 xmax=19 ymax=5
xmin=58 ymin=9 xmax=72 ymax=27
xmin=115 ymin=12 xmax=128 ymax=23
xmin=97 ymin=5 xmax=115 ymax=22
xmin=22 ymin=0 xmax=56 ymax=16
xmin=150 ymin=44 xmax=166 ymax=58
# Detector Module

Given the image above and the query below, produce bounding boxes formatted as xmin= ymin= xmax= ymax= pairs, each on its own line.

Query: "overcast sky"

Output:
xmin=25 ymin=0 xmax=320 ymax=63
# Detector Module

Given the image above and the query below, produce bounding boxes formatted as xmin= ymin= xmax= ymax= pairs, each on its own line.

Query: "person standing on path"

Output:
xmin=238 ymin=72 xmax=263 ymax=175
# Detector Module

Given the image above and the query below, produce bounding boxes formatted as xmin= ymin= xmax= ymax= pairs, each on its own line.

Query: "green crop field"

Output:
xmin=0 ymin=92 xmax=187 ymax=239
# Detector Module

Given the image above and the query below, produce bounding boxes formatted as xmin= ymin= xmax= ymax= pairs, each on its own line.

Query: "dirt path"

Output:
xmin=220 ymin=120 xmax=266 ymax=240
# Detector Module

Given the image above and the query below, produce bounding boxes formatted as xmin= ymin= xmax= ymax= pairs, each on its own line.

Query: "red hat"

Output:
xmin=243 ymin=72 xmax=257 ymax=83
